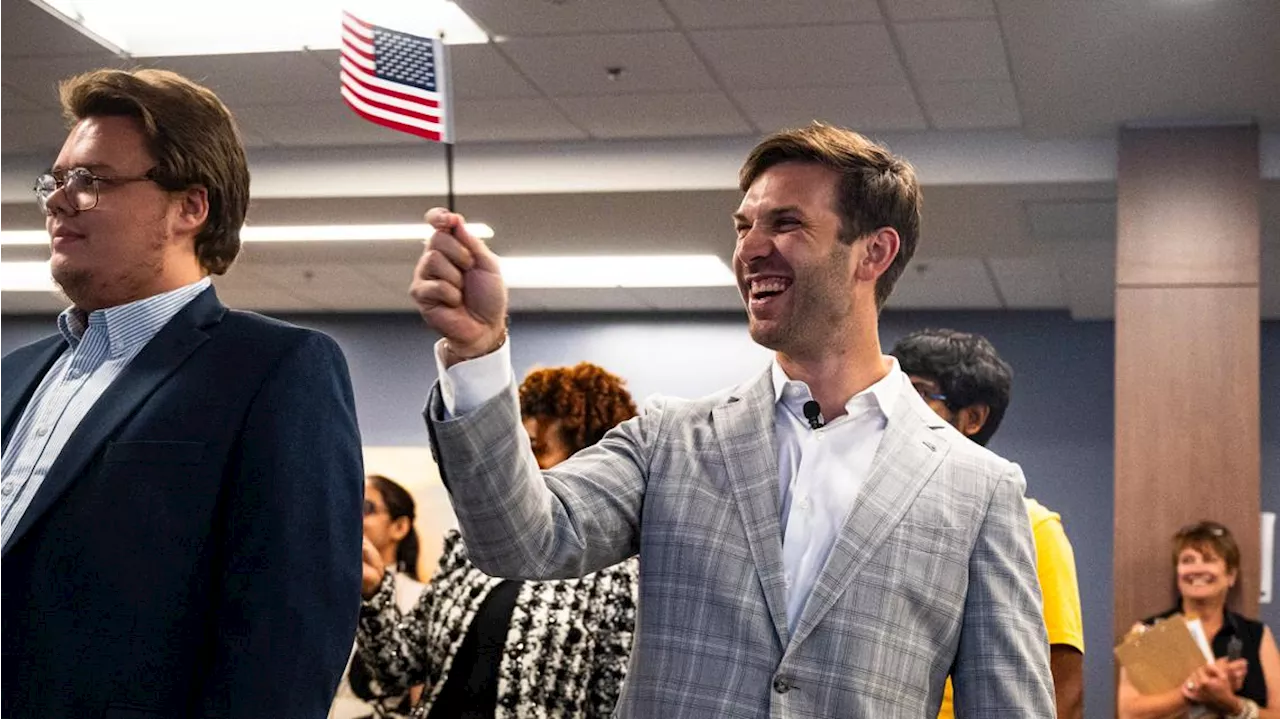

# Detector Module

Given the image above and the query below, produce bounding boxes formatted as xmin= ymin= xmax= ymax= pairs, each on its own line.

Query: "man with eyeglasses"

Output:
xmin=891 ymin=328 xmax=1086 ymax=719
xmin=2 ymin=69 xmax=364 ymax=719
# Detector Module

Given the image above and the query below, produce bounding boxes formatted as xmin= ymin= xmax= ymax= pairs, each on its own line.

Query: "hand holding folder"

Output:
xmin=1114 ymin=615 xmax=1214 ymax=695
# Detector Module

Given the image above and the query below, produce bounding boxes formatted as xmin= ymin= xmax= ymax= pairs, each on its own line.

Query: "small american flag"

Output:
xmin=340 ymin=11 xmax=451 ymax=142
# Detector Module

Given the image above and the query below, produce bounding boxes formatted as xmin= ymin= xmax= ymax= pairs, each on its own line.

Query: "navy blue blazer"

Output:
xmin=1 ymin=287 xmax=365 ymax=719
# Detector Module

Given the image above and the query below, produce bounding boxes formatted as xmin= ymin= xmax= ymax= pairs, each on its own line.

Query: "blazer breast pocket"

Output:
xmin=882 ymin=524 xmax=970 ymax=590
xmin=103 ymin=440 xmax=206 ymax=465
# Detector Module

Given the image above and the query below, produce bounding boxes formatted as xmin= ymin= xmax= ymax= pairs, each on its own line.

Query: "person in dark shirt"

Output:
xmin=354 ymin=362 xmax=639 ymax=718
xmin=1118 ymin=521 xmax=1280 ymax=719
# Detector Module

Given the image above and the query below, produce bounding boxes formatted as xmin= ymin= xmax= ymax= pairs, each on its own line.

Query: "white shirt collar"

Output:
xmin=770 ymin=355 xmax=903 ymax=421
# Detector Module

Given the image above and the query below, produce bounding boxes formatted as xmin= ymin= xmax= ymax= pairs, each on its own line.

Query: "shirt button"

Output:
xmin=799 ymin=497 xmax=811 ymax=511
xmin=1 ymin=484 xmax=13 ymax=496
xmin=773 ymin=676 xmax=792 ymax=694
xmin=35 ymin=426 xmax=49 ymax=437
xmin=67 ymin=369 xmax=82 ymax=379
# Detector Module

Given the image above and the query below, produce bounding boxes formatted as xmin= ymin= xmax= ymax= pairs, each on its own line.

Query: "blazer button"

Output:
xmin=773 ymin=677 xmax=791 ymax=694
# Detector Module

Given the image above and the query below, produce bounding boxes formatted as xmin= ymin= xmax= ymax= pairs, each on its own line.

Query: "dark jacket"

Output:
xmin=2 ymin=287 xmax=365 ymax=719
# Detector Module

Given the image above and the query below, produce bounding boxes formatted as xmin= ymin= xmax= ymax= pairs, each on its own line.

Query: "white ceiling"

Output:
xmin=2 ymin=0 xmax=1278 ymax=318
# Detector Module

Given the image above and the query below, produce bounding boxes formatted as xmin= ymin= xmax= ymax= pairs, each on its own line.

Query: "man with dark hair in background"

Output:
xmin=892 ymin=328 xmax=1085 ymax=719
xmin=1 ymin=68 xmax=364 ymax=718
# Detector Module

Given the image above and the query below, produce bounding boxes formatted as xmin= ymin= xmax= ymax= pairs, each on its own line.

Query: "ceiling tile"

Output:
xmin=664 ymin=0 xmax=882 ymax=29
xmin=455 ymin=98 xmax=588 ymax=142
xmin=500 ymin=32 xmax=717 ymax=96
xmin=1053 ymin=240 xmax=1114 ymax=319
xmin=451 ymin=44 xmax=542 ymax=99
xmin=885 ymin=257 xmax=1002 ymax=308
xmin=229 ymin=121 xmax=279 ymax=150
xmin=987 ymin=256 xmax=1065 ymax=308
xmin=734 ymin=85 xmax=926 ymax=133
xmin=231 ymin=102 xmax=423 ymax=147
xmin=2 ymin=0 xmax=116 ymax=58
xmin=1 ymin=110 xmax=69 ymax=155
xmin=691 ymin=25 xmax=907 ymax=90
xmin=1024 ymin=200 xmax=1116 ymax=241
xmin=919 ymin=80 xmax=1020 ymax=129
xmin=137 ymin=51 xmax=339 ymax=107
xmin=998 ymin=3 xmax=1280 ymax=138
xmin=212 ymin=266 xmax=316 ymax=312
xmin=258 ymin=264 xmax=407 ymax=311
xmin=883 ymin=0 xmax=995 ymax=22
xmin=1 ymin=55 xmax=136 ymax=111
xmin=454 ymin=0 xmax=675 ymax=36
xmin=895 ymin=20 xmax=1011 ymax=83
xmin=556 ymin=92 xmax=751 ymax=139
xmin=2 ymin=84 xmax=43 ymax=112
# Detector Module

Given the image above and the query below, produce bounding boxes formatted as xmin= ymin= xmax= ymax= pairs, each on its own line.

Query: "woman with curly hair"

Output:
xmin=354 ymin=363 xmax=639 ymax=719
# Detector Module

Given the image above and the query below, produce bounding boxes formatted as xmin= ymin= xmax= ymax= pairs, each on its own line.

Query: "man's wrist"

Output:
xmin=444 ymin=325 xmax=508 ymax=366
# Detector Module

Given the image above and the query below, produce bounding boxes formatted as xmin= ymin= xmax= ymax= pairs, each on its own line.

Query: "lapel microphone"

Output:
xmin=802 ymin=400 xmax=824 ymax=430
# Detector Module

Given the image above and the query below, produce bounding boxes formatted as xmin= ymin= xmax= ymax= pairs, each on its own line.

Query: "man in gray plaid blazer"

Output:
xmin=410 ymin=123 xmax=1055 ymax=717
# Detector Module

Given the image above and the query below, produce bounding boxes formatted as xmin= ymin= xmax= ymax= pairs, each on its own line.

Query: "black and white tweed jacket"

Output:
xmin=355 ymin=530 xmax=638 ymax=719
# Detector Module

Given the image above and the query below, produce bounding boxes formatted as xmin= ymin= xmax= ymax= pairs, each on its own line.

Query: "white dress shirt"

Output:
xmin=769 ymin=359 xmax=898 ymax=631
xmin=432 ymin=340 xmax=901 ymax=631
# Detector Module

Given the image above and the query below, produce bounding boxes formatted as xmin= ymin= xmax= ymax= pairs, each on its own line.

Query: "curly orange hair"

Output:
xmin=519 ymin=362 xmax=638 ymax=454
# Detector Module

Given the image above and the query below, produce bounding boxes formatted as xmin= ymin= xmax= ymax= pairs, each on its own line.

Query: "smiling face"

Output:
xmin=1176 ymin=545 xmax=1236 ymax=603
xmin=732 ymin=162 xmax=862 ymax=361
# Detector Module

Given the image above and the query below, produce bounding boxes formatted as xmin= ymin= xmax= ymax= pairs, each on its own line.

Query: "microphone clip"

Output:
xmin=802 ymin=400 xmax=824 ymax=430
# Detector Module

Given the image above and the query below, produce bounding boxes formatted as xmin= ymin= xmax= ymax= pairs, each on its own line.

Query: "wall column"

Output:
xmin=1113 ymin=126 xmax=1261 ymax=638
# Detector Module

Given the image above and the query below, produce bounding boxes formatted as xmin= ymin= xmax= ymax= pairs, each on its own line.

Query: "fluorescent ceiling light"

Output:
xmin=0 ymin=223 xmax=494 ymax=245
xmin=1 ymin=261 xmax=56 ymax=292
xmin=32 ymin=0 xmax=488 ymax=56
xmin=500 ymin=255 xmax=735 ymax=289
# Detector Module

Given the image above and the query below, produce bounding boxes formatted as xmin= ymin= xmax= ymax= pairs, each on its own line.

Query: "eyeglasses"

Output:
xmin=363 ymin=500 xmax=385 ymax=517
xmin=34 ymin=167 xmax=160 ymax=214
xmin=912 ymin=384 xmax=948 ymax=403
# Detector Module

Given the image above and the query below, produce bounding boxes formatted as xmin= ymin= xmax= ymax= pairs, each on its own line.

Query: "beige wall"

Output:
xmin=364 ymin=446 xmax=457 ymax=581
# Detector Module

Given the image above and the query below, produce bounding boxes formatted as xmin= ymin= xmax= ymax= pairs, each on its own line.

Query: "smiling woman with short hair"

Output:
xmin=1118 ymin=521 xmax=1280 ymax=719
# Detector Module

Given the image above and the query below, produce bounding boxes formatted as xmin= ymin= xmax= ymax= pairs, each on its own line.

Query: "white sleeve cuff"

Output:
xmin=432 ymin=338 xmax=515 ymax=418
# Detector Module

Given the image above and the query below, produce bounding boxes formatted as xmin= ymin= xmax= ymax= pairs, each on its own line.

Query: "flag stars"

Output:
xmin=372 ymin=28 xmax=439 ymax=92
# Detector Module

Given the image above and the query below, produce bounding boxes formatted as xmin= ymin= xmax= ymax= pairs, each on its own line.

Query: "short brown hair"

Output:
xmin=1172 ymin=520 xmax=1240 ymax=574
xmin=59 ymin=68 xmax=249 ymax=275
xmin=519 ymin=362 xmax=638 ymax=454
xmin=739 ymin=122 xmax=921 ymax=309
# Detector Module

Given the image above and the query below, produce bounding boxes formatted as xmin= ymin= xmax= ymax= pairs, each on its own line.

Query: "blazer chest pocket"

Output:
xmin=104 ymin=440 xmax=205 ymax=465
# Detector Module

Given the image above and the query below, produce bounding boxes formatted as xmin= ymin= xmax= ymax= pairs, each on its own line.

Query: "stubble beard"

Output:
xmin=750 ymin=254 xmax=853 ymax=362
xmin=52 ymin=232 xmax=168 ymax=311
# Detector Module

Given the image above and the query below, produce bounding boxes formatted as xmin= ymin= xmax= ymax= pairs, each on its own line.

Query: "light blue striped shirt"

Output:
xmin=1 ymin=278 xmax=211 ymax=547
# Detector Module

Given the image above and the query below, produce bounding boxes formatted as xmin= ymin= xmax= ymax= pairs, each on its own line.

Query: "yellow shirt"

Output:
xmin=937 ymin=498 xmax=1084 ymax=718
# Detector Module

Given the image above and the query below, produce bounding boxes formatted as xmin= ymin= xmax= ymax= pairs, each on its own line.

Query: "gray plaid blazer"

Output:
xmin=426 ymin=367 xmax=1054 ymax=718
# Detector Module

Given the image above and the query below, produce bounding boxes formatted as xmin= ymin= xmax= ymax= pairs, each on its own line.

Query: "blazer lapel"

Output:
xmin=2 ymin=337 xmax=67 ymax=451
xmin=2 ymin=288 xmax=225 ymax=555
xmin=711 ymin=368 xmax=791 ymax=646
xmin=787 ymin=384 xmax=949 ymax=648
